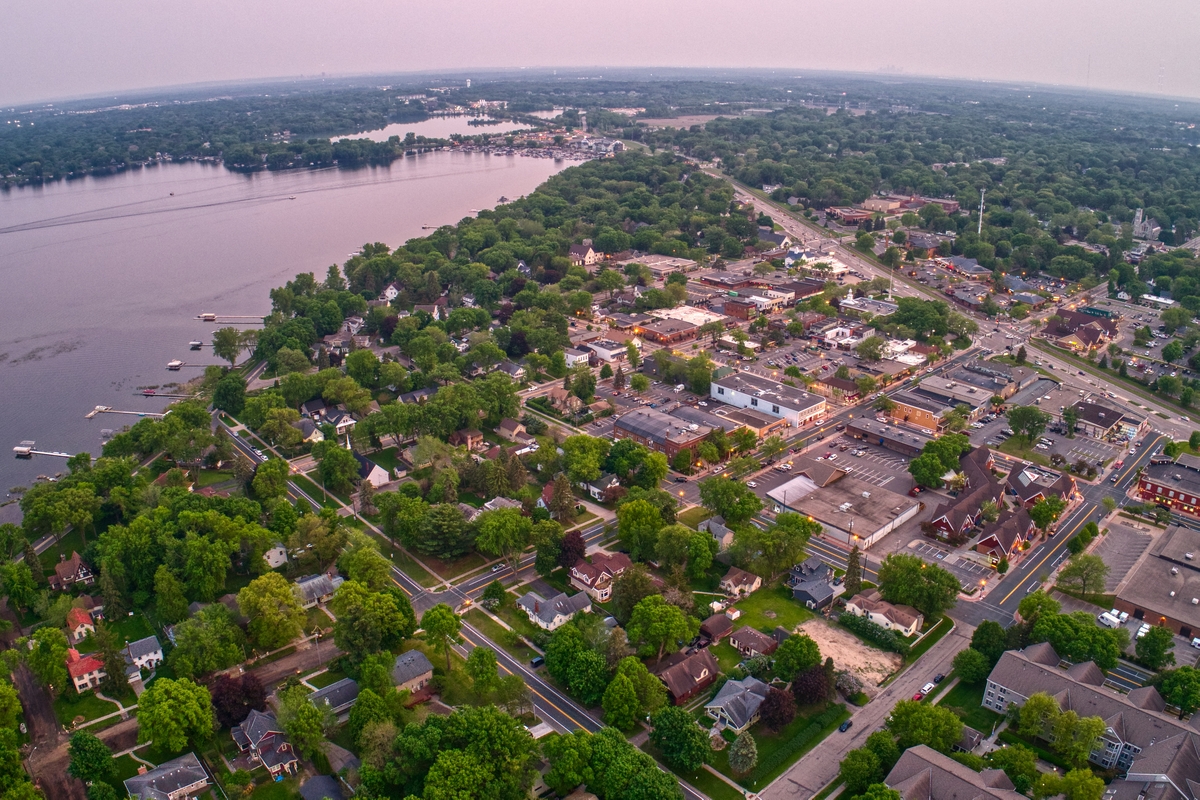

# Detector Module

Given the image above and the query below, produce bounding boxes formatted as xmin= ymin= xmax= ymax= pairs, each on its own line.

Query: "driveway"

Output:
xmin=760 ymin=622 xmax=972 ymax=799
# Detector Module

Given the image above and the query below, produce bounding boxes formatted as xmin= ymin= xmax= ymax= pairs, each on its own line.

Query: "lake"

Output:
xmin=346 ymin=115 xmax=530 ymax=142
xmin=0 ymin=146 xmax=568 ymax=496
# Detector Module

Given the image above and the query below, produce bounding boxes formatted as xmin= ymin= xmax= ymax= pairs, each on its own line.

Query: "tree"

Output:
xmin=886 ymin=700 xmax=963 ymax=752
xmin=331 ymin=581 xmax=417 ymax=665
xmin=475 ymin=507 xmax=533 ymax=573
xmin=856 ymin=336 xmax=886 ymax=363
xmin=1018 ymin=590 xmax=1060 ymax=625
xmin=1007 ymin=405 xmax=1051 ymax=444
xmin=1015 ymin=345 xmax=1027 ymax=364
xmin=212 ymin=327 xmax=248 ymax=368
xmin=792 ymin=664 xmax=831 ymax=706
xmin=952 ymin=647 xmax=991 ymax=684
xmin=68 ymin=732 xmax=116 ymax=787
xmin=152 ymin=565 xmax=189 ymax=624
xmin=251 ymin=457 xmax=291 ymax=502
xmin=548 ymin=473 xmax=577 ymax=522
xmin=558 ymin=529 xmax=587 ymax=569
xmin=347 ymin=688 xmax=390 ymax=747
xmin=615 ymin=656 xmax=667 ymax=718
xmin=1162 ymin=667 xmax=1200 ymax=718
xmin=209 ymin=673 xmax=266 ymax=729
xmin=859 ymin=786 xmax=902 ymax=800
xmin=421 ymin=604 xmax=462 ymax=671
xmin=630 ymin=373 xmax=650 ymax=394
xmin=137 ymin=678 xmax=215 ymax=750
xmin=93 ymin=622 xmax=131 ymax=696
xmin=1136 ymin=624 xmax=1176 ymax=670
xmin=612 ymin=564 xmax=658 ymax=626
xmin=728 ymin=731 xmax=758 ymax=776
xmin=617 ymin=499 xmax=664 ymax=562
xmin=774 ymin=633 xmax=822 ymax=679
xmin=865 ymin=729 xmax=900 ymax=772
xmin=0 ymin=563 xmax=36 ymax=613
xmin=27 ymin=626 xmax=69 ymax=694
xmin=169 ymin=604 xmax=246 ymax=678
xmin=1051 ymin=711 xmax=1106 ymax=768
xmin=561 ymin=435 xmax=612 ymax=485
xmin=845 ymin=545 xmax=863 ymax=597
xmin=840 ymin=748 xmax=883 ymax=795
xmin=482 ymin=579 xmax=507 ymax=610
xmin=465 ymin=646 xmax=499 ymax=696
xmin=698 ymin=476 xmax=763 ymax=525
xmin=237 ymin=572 xmax=305 ymax=650
xmin=1057 ymin=553 xmax=1109 ymax=598
xmin=650 ymin=706 xmax=708 ymax=772
xmin=970 ymin=620 xmax=1008 ymax=666
xmin=733 ymin=512 xmax=819 ymax=583
xmin=1052 ymin=769 xmax=1107 ymax=800
xmin=877 ymin=553 xmax=960 ymax=618
xmin=626 ymin=341 xmax=642 ymax=369
xmin=988 ymin=744 xmax=1039 ymax=793
xmin=759 ymin=687 xmax=796 ymax=732
xmin=213 ymin=373 xmax=246 ymax=416
xmin=313 ymin=442 xmax=359 ymax=492
xmin=627 ymin=595 xmax=698 ymax=663
xmin=1017 ymin=691 xmax=1060 ymax=738
xmin=1028 ymin=495 xmax=1067 ymax=537
xmin=602 ymin=672 xmax=641 ymax=731
xmin=908 ymin=452 xmax=947 ymax=489
xmin=277 ymin=684 xmax=329 ymax=759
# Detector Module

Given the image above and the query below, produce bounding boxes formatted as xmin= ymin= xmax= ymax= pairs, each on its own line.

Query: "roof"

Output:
xmin=571 ymin=551 xmax=632 ymax=587
xmin=517 ymin=591 xmax=592 ymax=625
xmin=301 ymin=399 xmax=326 ymax=414
xmin=977 ymin=507 xmax=1033 ymax=555
xmin=700 ymin=615 xmax=733 ymax=639
xmin=656 ymin=648 xmax=719 ymax=699
xmin=730 ymin=625 xmax=777 ymax=654
xmin=711 ymin=372 xmax=825 ymax=414
xmin=391 ymin=650 xmax=434 ymax=685
xmin=300 ymin=776 xmax=345 ymax=800
xmin=615 ymin=408 xmax=713 ymax=448
xmin=1006 ymin=465 xmax=1075 ymax=503
xmin=125 ymin=753 xmax=209 ymax=800
xmin=706 ymin=676 xmax=770 ymax=730
xmin=1117 ymin=525 xmax=1200 ymax=632
xmin=669 ymin=404 xmax=741 ymax=434
xmin=125 ymin=635 xmax=162 ymax=660
xmin=66 ymin=650 xmax=104 ymax=678
xmin=55 ymin=551 xmax=86 ymax=581
xmin=232 ymin=710 xmax=282 ymax=750
xmin=354 ymin=452 xmax=384 ymax=480
xmin=295 ymin=574 xmax=336 ymax=603
xmin=66 ymin=607 xmax=93 ymax=630
xmin=848 ymin=589 xmax=922 ymax=630
xmin=721 ymin=567 xmax=760 ymax=589
xmin=886 ymin=745 xmax=1024 ymax=800
xmin=293 ymin=418 xmax=319 ymax=438
xmin=309 ymin=678 xmax=360 ymax=713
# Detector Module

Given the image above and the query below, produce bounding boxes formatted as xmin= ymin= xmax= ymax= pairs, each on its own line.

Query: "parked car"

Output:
xmin=674 ymin=476 xmax=688 ymax=483
xmin=920 ymin=682 xmax=936 ymax=695
xmin=912 ymin=691 xmax=925 ymax=701
xmin=933 ymin=673 xmax=946 ymax=684
xmin=839 ymin=720 xmax=853 ymax=732
xmin=908 ymin=486 xmax=923 ymax=497
xmin=530 ymin=656 xmax=545 ymax=668
xmin=747 ymin=481 xmax=758 ymax=488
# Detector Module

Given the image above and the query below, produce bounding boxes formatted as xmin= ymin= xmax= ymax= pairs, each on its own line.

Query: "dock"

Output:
xmin=86 ymin=406 xmax=167 ymax=419
xmin=13 ymin=442 xmax=75 ymax=459
xmin=196 ymin=313 xmax=266 ymax=321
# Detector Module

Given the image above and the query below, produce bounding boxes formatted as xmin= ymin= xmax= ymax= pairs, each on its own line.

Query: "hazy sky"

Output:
xmin=4 ymin=0 xmax=1200 ymax=106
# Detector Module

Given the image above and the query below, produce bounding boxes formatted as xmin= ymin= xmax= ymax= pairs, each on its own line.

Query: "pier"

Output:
xmin=13 ymin=442 xmax=75 ymax=459
xmin=196 ymin=313 xmax=266 ymax=321
xmin=85 ymin=406 xmax=167 ymax=419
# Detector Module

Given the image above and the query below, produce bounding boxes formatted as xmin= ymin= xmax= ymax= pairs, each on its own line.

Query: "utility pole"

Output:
xmin=978 ymin=189 xmax=986 ymax=236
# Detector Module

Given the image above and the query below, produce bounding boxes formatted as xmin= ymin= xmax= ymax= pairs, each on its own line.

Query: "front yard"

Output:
xmin=54 ymin=692 xmax=119 ymax=727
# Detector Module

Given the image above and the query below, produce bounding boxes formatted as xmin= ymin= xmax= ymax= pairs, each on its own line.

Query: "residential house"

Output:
xmin=729 ymin=626 xmax=778 ymax=658
xmin=67 ymin=649 xmax=106 ymax=693
xmin=66 ymin=608 xmax=95 ymax=644
xmin=292 ymin=418 xmax=324 ymax=444
xmin=699 ymin=614 xmax=733 ymax=643
xmin=844 ymin=589 xmax=923 ymax=636
xmin=705 ymin=676 xmax=770 ymax=733
xmin=76 ymin=595 xmax=104 ymax=619
xmin=564 ymin=348 xmax=591 ymax=367
xmin=397 ymin=386 xmax=436 ymax=404
xmin=381 ymin=282 xmax=401 ymax=302
xmin=570 ymin=552 xmax=633 ymax=602
xmin=50 ymin=551 xmax=94 ymax=592
xmin=125 ymin=635 xmax=164 ymax=671
xmin=448 ymin=429 xmax=484 ymax=450
xmin=655 ymin=648 xmax=720 ymax=705
xmin=719 ymin=567 xmax=762 ymax=597
xmin=323 ymin=409 xmax=356 ymax=443
xmin=343 ymin=316 xmax=365 ymax=335
xmin=498 ymin=360 xmax=527 ymax=381
xmin=497 ymin=418 xmax=526 ymax=442
xmin=584 ymin=473 xmax=620 ymax=502
xmin=789 ymin=556 xmax=837 ymax=611
xmin=885 ymin=746 xmax=1024 ymax=800
xmin=548 ymin=387 xmax=585 ymax=415
xmin=232 ymin=710 xmax=299 ymax=778
xmin=699 ymin=516 xmax=734 ymax=551
xmin=975 ymin=508 xmax=1033 ymax=563
xmin=516 ymin=590 xmax=593 ymax=631
xmin=568 ymin=244 xmax=598 ymax=268
xmin=124 ymin=752 xmax=211 ymax=800
xmin=301 ymin=399 xmax=327 ymax=420
xmin=391 ymin=650 xmax=435 ymax=694
xmin=413 ymin=302 xmax=447 ymax=321
xmin=309 ymin=678 xmax=360 ymax=716
xmin=295 ymin=574 xmax=337 ymax=609
xmin=353 ymin=453 xmax=391 ymax=488
xmin=263 ymin=545 xmax=288 ymax=570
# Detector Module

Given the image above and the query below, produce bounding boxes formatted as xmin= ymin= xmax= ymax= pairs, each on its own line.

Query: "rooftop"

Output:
xmin=615 ymin=407 xmax=714 ymax=447
xmin=767 ymin=467 xmax=918 ymax=532
xmin=1118 ymin=525 xmax=1200 ymax=632
xmin=711 ymin=371 xmax=825 ymax=413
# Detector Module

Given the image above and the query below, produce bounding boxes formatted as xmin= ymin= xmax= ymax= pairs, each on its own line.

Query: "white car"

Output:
xmin=698 ymin=401 xmax=708 ymax=407
xmin=747 ymin=481 xmax=758 ymax=488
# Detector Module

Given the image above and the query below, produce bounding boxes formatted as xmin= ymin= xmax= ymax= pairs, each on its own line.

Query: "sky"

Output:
xmin=4 ymin=0 xmax=1200 ymax=106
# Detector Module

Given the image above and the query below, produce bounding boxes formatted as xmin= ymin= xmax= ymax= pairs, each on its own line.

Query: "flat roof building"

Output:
xmin=637 ymin=317 xmax=698 ymax=344
xmin=614 ymin=407 xmax=713 ymax=460
xmin=1116 ymin=523 xmax=1200 ymax=636
xmin=645 ymin=305 xmax=729 ymax=327
xmin=845 ymin=419 xmax=934 ymax=458
xmin=1138 ymin=454 xmax=1200 ymax=521
xmin=710 ymin=372 xmax=826 ymax=428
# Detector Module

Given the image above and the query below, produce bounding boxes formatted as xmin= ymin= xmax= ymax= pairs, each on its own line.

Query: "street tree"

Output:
xmin=475 ymin=507 xmax=533 ymax=573
xmin=602 ymin=672 xmax=641 ymax=731
xmin=627 ymin=595 xmax=698 ymax=663
xmin=237 ymin=572 xmax=305 ymax=651
xmin=886 ymin=700 xmax=963 ymax=752
xmin=421 ymin=604 xmax=462 ymax=671
xmin=970 ymin=620 xmax=1009 ymax=665
xmin=698 ymin=476 xmax=763 ymax=525
xmin=137 ymin=678 xmax=215 ymax=750
xmin=1007 ymin=405 xmax=1051 ymax=445
xmin=650 ymin=706 xmax=709 ymax=772
xmin=169 ymin=604 xmax=246 ymax=678
xmin=331 ymin=581 xmax=417 ymax=665
xmin=1029 ymin=496 xmax=1067 ymax=537
xmin=27 ymin=626 xmax=69 ymax=694
xmin=209 ymin=673 xmax=266 ymax=728
xmin=877 ymin=553 xmax=961 ymax=617
xmin=845 ymin=545 xmax=863 ymax=596
xmin=251 ymin=457 xmax=291 ymax=502
xmin=840 ymin=748 xmax=883 ymax=795
xmin=617 ymin=499 xmax=665 ymax=562
xmin=616 ymin=656 xmax=667 ymax=718
xmin=1136 ymin=624 xmax=1177 ymax=670
xmin=1057 ymin=553 xmax=1109 ymax=598
xmin=465 ymin=646 xmax=500 ymax=696
xmin=952 ymin=647 xmax=991 ymax=684
xmin=68 ymin=732 xmax=116 ymax=787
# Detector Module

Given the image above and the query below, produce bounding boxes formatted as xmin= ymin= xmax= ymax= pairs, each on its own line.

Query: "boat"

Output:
xmin=198 ymin=312 xmax=216 ymax=321
xmin=189 ymin=340 xmax=203 ymax=350
xmin=142 ymin=389 xmax=157 ymax=396
xmin=13 ymin=441 xmax=34 ymax=459
xmin=167 ymin=360 xmax=184 ymax=370
xmin=288 ymin=195 xmax=297 ymax=200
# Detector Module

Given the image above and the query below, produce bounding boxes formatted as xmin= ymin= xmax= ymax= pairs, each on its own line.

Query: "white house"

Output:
xmin=263 ymin=545 xmax=288 ymax=569
xmin=564 ymin=348 xmax=591 ymax=367
xmin=125 ymin=635 xmax=164 ymax=670
xmin=382 ymin=283 xmax=401 ymax=302
xmin=516 ymin=590 xmax=592 ymax=631
xmin=354 ymin=453 xmax=391 ymax=488
xmin=585 ymin=339 xmax=636 ymax=363
xmin=844 ymin=589 xmax=923 ymax=636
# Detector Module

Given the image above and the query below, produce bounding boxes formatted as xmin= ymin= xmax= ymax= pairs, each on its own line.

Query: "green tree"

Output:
xmin=465 ymin=646 xmax=500 ymax=696
xmin=1051 ymin=711 xmax=1106 ymax=768
xmin=67 ymin=732 xmax=116 ymax=787
xmin=1007 ymin=405 xmax=1051 ymax=444
xmin=27 ymin=626 xmax=69 ymax=694
xmin=1018 ymin=691 xmax=1060 ymax=738
xmin=475 ymin=507 xmax=533 ymax=573
xmin=650 ymin=706 xmax=709 ymax=772
xmin=611 ymin=564 xmax=658 ymax=626
xmin=313 ymin=442 xmax=360 ymax=492
xmin=908 ymin=452 xmax=947 ymax=488
xmin=331 ymin=581 xmax=417 ymax=665
xmin=877 ymin=553 xmax=960 ymax=618
xmin=627 ymin=595 xmax=698 ymax=663
xmin=859 ymin=786 xmax=902 ymax=800
xmin=886 ymin=700 xmax=963 ymax=752
xmin=845 ymin=545 xmax=863 ymax=597
xmin=774 ymin=633 xmax=822 ymax=679
xmin=733 ymin=512 xmax=818 ymax=582
xmin=421 ymin=604 xmax=462 ymax=672
xmin=1029 ymin=495 xmax=1067 ymax=537
xmin=0 ymin=563 xmax=36 ymax=614
xmin=237 ymin=572 xmax=305 ymax=650
xmin=1055 ymin=768 xmax=1107 ymax=800
xmin=616 ymin=656 xmax=667 ymax=718
xmin=1018 ymin=590 xmax=1061 ymax=625
xmin=1162 ymin=666 xmax=1200 ymax=718
xmin=865 ymin=729 xmax=900 ymax=772
xmin=169 ymin=604 xmax=246 ymax=678
xmin=856 ymin=336 xmax=886 ymax=363
xmin=277 ymin=684 xmax=329 ymax=759
xmin=617 ymin=499 xmax=665 ymax=562
xmin=347 ymin=688 xmax=390 ymax=747
xmin=561 ymin=435 xmax=612 ymax=485
xmin=626 ymin=341 xmax=642 ymax=369
xmin=987 ymin=744 xmax=1039 ymax=793
xmin=602 ymin=672 xmax=641 ymax=731
xmin=728 ymin=731 xmax=758 ymax=776
xmin=840 ymin=748 xmax=883 ymax=795
xmin=212 ymin=327 xmax=249 ymax=368
xmin=212 ymin=373 xmax=246 ymax=416
xmin=970 ymin=620 xmax=1009 ymax=665
xmin=1057 ymin=553 xmax=1109 ymax=598
xmin=952 ymin=647 xmax=991 ymax=684
xmin=698 ymin=476 xmax=763 ymax=525
xmin=152 ymin=565 xmax=189 ymax=625
xmin=1136 ymin=624 xmax=1176 ymax=670
xmin=251 ymin=457 xmax=291 ymax=502
xmin=136 ymin=678 xmax=215 ymax=750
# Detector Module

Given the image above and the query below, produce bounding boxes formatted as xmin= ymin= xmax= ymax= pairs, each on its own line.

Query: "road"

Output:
xmin=761 ymin=622 xmax=974 ymax=799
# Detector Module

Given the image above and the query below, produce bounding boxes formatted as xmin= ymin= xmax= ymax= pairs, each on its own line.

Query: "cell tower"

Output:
xmin=978 ymin=189 xmax=986 ymax=235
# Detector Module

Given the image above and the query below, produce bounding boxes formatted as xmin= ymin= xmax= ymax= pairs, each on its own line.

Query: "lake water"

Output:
xmin=0 ymin=148 xmax=567 ymax=496
xmin=347 ymin=115 xmax=529 ymax=142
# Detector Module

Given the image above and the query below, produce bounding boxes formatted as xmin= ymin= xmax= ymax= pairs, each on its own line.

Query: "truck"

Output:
xmin=1096 ymin=612 xmax=1121 ymax=629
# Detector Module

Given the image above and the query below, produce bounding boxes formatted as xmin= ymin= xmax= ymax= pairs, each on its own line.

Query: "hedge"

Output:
xmin=839 ymin=612 xmax=910 ymax=655
xmin=746 ymin=704 xmax=849 ymax=784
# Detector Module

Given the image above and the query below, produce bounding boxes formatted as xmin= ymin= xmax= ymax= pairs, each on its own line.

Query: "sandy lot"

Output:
xmin=637 ymin=115 xmax=728 ymax=128
xmin=798 ymin=619 xmax=902 ymax=691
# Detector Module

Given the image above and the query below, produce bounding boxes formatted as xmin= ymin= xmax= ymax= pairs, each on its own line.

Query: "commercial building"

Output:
xmin=1138 ymin=454 xmax=1200 ymax=518
xmin=645 ymin=305 xmax=728 ymax=328
xmin=767 ymin=460 xmax=920 ymax=548
xmin=913 ymin=377 xmax=993 ymax=420
xmin=1006 ymin=465 xmax=1078 ymax=509
xmin=845 ymin=419 xmax=933 ymax=458
xmin=927 ymin=448 xmax=1004 ymax=542
xmin=1116 ymin=524 xmax=1200 ymax=637
xmin=613 ymin=407 xmax=713 ymax=460
xmin=886 ymin=390 xmax=954 ymax=433
xmin=710 ymin=405 xmax=790 ymax=438
xmin=710 ymin=372 xmax=826 ymax=428
xmin=1069 ymin=400 xmax=1148 ymax=441
xmin=584 ymin=338 xmax=635 ymax=363
xmin=637 ymin=317 xmax=698 ymax=344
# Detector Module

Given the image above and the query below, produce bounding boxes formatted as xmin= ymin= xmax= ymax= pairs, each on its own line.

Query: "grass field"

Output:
xmin=678 ymin=507 xmax=713 ymax=530
xmin=905 ymin=615 xmax=952 ymax=664
xmin=731 ymin=585 xmax=813 ymax=635
xmin=307 ymin=667 xmax=346 ymax=689
xmin=710 ymin=641 xmax=743 ymax=674
xmin=290 ymin=474 xmax=341 ymax=509
xmin=937 ymin=680 xmax=1002 ymax=732
xmin=368 ymin=447 xmax=402 ymax=475
xmin=464 ymin=609 xmax=541 ymax=663
xmin=54 ymin=691 xmax=118 ymax=727
xmin=195 ymin=469 xmax=234 ymax=487
xmin=706 ymin=702 xmax=850 ymax=789
xmin=639 ymin=743 xmax=744 ymax=800
xmin=422 ymin=551 xmax=486 ymax=580
xmin=998 ymin=437 xmax=1052 ymax=467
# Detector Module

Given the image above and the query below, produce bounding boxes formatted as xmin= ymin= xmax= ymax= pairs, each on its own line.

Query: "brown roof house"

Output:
xmin=844 ymin=589 xmax=923 ymax=636
xmin=570 ymin=552 xmax=633 ymax=603
xmin=719 ymin=567 xmax=762 ymax=597
xmin=975 ymin=507 xmax=1034 ymax=564
xmin=448 ymin=429 xmax=484 ymax=450
xmin=497 ymin=418 xmax=526 ymax=442
xmin=231 ymin=710 xmax=299 ymax=778
xmin=699 ymin=614 xmax=734 ymax=643
xmin=886 ymin=745 xmax=1025 ymax=800
xmin=655 ymin=648 xmax=720 ymax=705
xmin=50 ymin=552 xmax=94 ymax=592
xmin=729 ymin=626 xmax=778 ymax=658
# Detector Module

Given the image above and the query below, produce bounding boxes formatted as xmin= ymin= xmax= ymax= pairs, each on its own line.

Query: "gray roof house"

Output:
xmin=309 ymin=678 xmax=360 ymax=716
xmin=516 ymin=590 xmax=592 ymax=631
xmin=705 ymin=676 xmax=771 ymax=733
xmin=789 ymin=556 xmax=838 ymax=610
xmin=295 ymin=574 xmax=337 ymax=608
xmin=125 ymin=635 xmax=164 ymax=670
xmin=886 ymin=745 xmax=1024 ymax=800
xmin=392 ymin=650 xmax=435 ymax=694
xmin=699 ymin=516 xmax=734 ymax=551
xmin=124 ymin=752 xmax=210 ymax=800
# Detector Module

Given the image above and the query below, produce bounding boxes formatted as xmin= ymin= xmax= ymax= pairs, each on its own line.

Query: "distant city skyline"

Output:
xmin=4 ymin=0 xmax=1200 ymax=106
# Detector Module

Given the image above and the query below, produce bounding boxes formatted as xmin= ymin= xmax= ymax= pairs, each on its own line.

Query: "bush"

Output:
xmin=839 ymin=612 xmax=910 ymax=655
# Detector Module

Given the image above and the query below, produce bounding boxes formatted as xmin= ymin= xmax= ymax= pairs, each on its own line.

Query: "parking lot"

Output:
xmin=911 ymin=540 xmax=994 ymax=591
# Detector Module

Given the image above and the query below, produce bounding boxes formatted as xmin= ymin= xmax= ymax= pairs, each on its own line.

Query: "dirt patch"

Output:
xmin=638 ymin=115 xmax=728 ymax=128
xmin=798 ymin=619 xmax=902 ymax=690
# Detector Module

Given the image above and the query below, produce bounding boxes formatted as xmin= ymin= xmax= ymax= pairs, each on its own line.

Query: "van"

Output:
xmin=1096 ymin=612 xmax=1121 ymax=629
xmin=674 ymin=384 xmax=685 ymax=392
xmin=530 ymin=656 xmax=545 ymax=668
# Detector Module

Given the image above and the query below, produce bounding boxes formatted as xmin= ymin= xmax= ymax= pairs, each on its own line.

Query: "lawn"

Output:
xmin=710 ymin=641 xmax=743 ymax=674
xmin=195 ymin=469 xmax=233 ymax=487
xmin=688 ymin=561 xmax=727 ymax=594
xmin=248 ymin=777 xmax=302 ymax=799
xmin=39 ymin=529 xmax=87 ymax=574
xmin=565 ymin=509 xmax=599 ymax=530
xmin=107 ymin=754 xmax=143 ymax=793
xmin=54 ymin=692 xmax=118 ymax=727
xmin=307 ymin=667 xmax=346 ymax=689
xmin=938 ymin=680 xmax=1002 ymax=733
xmin=368 ymin=447 xmax=402 ymax=476
xmin=422 ymin=551 xmax=486 ymax=581
xmin=997 ymin=437 xmax=1052 ymax=467
xmin=905 ymin=615 xmax=952 ymax=664
xmin=464 ymin=609 xmax=541 ymax=663
xmin=731 ymin=585 xmax=814 ymax=635
xmin=290 ymin=474 xmax=341 ymax=509
xmin=707 ymin=702 xmax=851 ymax=790
xmin=638 ymin=743 xmax=744 ymax=800
xmin=493 ymin=593 xmax=544 ymax=642
xmin=111 ymin=613 xmax=156 ymax=646
xmin=306 ymin=607 xmax=333 ymax=632
xmin=678 ymin=506 xmax=713 ymax=530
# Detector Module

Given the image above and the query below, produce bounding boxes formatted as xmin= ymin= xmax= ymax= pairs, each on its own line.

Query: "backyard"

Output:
xmin=936 ymin=680 xmax=1002 ymax=733
xmin=730 ymin=586 xmax=814 ymax=635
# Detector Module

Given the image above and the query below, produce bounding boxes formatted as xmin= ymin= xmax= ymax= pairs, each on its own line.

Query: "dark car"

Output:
xmin=908 ymin=486 xmax=923 ymax=497
xmin=933 ymin=673 xmax=946 ymax=684
xmin=674 ymin=476 xmax=688 ymax=483
xmin=530 ymin=656 xmax=545 ymax=668
xmin=839 ymin=720 xmax=853 ymax=733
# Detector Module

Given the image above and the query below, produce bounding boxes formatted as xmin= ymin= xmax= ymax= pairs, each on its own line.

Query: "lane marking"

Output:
xmin=999 ymin=508 xmax=1093 ymax=605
